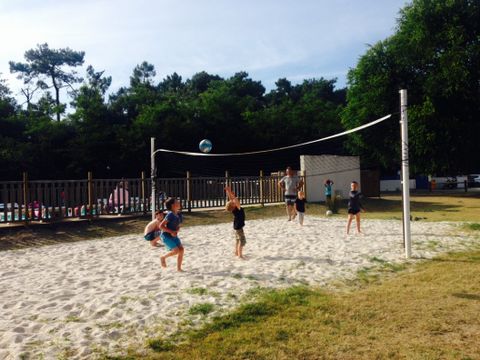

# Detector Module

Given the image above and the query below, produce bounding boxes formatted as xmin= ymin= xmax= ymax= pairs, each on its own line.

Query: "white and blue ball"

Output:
xmin=199 ymin=139 xmax=212 ymax=153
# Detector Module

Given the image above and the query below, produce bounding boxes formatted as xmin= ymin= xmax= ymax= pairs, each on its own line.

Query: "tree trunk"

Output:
xmin=54 ymin=85 xmax=60 ymax=122
xmin=52 ymin=74 xmax=61 ymax=122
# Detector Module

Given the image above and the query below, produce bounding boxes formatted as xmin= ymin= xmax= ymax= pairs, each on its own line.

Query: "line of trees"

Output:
xmin=0 ymin=0 xmax=478 ymax=180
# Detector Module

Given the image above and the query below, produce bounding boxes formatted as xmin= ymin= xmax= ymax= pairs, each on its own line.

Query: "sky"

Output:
xmin=0 ymin=0 xmax=409 ymax=104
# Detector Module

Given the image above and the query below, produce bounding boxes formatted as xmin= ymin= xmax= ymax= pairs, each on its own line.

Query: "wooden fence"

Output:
xmin=0 ymin=171 xmax=302 ymax=224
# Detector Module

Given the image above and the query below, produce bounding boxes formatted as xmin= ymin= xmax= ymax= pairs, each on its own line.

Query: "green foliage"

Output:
xmin=1 ymin=61 xmax=348 ymax=179
xmin=342 ymin=0 xmax=480 ymax=174
xmin=465 ymin=223 xmax=480 ymax=231
xmin=9 ymin=43 xmax=85 ymax=121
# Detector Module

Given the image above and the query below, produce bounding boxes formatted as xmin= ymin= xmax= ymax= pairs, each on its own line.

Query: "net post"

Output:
xmin=23 ymin=171 xmax=29 ymax=224
xmin=259 ymin=170 xmax=264 ymax=207
xmin=88 ymin=171 xmax=93 ymax=220
xmin=186 ymin=171 xmax=192 ymax=213
xmin=400 ymin=89 xmax=412 ymax=258
xmin=151 ymin=137 xmax=156 ymax=220
xmin=141 ymin=171 xmax=146 ymax=214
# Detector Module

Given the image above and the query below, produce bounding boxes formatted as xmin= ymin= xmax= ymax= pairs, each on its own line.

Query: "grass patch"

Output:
xmin=356 ymin=267 xmax=380 ymax=284
xmin=147 ymin=338 xmax=175 ymax=352
xmin=97 ymin=321 xmax=123 ymax=330
xmin=189 ymin=287 xmax=315 ymax=339
xmin=64 ymin=315 xmax=82 ymax=323
xmin=464 ymin=223 xmax=480 ymax=231
xmin=186 ymin=287 xmax=208 ymax=296
xmin=189 ymin=303 xmax=215 ymax=316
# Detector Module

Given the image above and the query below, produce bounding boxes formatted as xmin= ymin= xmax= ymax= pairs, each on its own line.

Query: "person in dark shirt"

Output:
xmin=294 ymin=190 xmax=307 ymax=226
xmin=346 ymin=181 xmax=365 ymax=235
xmin=225 ymin=186 xmax=246 ymax=259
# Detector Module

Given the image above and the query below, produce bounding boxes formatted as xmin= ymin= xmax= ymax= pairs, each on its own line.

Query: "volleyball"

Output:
xmin=199 ymin=139 xmax=212 ymax=153
xmin=326 ymin=210 xmax=333 ymax=216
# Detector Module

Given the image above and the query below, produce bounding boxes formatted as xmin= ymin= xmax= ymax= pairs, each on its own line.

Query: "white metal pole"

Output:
xmin=400 ymin=89 xmax=412 ymax=258
xmin=151 ymin=137 xmax=156 ymax=220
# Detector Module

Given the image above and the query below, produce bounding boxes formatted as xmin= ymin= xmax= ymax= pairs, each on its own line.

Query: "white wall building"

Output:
xmin=300 ymin=155 xmax=361 ymax=202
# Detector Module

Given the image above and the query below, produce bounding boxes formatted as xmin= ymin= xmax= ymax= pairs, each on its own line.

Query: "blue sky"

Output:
xmin=0 ymin=0 xmax=409 ymax=102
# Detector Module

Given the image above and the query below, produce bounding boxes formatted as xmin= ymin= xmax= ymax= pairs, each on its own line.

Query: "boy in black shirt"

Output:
xmin=225 ymin=186 xmax=246 ymax=259
xmin=346 ymin=181 xmax=365 ymax=235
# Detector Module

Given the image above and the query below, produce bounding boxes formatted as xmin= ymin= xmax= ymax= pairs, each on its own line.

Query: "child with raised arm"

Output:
xmin=143 ymin=210 xmax=164 ymax=247
xmin=295 ymin=190 xmax=307 ymax=226
xmin=346 ymin=181 xmax=365 ymax=235
xmin=159 ymin=197 xmax=184 ymax=271
xmin=225 ymin=186 xmax=246 ymax=259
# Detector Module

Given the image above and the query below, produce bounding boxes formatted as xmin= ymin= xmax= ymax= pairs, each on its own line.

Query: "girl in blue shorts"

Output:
xmin=159 ymin=197 xmax=184 ymax=271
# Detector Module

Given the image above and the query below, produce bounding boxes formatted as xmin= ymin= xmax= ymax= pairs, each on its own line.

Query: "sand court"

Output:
xmin=0 ymin=217 xmax=473 ymax=359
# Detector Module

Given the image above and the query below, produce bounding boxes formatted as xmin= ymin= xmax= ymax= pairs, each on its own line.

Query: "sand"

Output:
xmin=0 ymin=217 xmax=474 ymax=359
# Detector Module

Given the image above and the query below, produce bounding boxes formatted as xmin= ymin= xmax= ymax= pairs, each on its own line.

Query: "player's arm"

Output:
xmin=160 ymin=218 xmax=177 ymax=236
xmin=359 ymin=193 xmax=366 ymax=212
xmin=278 ymin=178 xmax=285 ymax=189
xmin=144 ymin=221 xmax=154 ymax=234
xmin=297 ymin=178 xmax=304 ymax=190
xmin=225 ymin=186 xmax=241 ymax=209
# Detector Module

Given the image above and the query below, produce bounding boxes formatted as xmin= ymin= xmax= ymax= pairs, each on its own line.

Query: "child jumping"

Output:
xmin=225 ymin=186 xmax=246 ymax=259
xmin=144 ymin=210 xmax=164 ymax=247
xmin=295 ymin=190 xmax=307 ymax=226
xmin=346 ymin=181 xmax=365 ymax=235
xmin=159 ymin=197 xmax=184 ymax=271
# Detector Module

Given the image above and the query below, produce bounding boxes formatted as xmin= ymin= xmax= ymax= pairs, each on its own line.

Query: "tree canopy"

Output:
xmin=342 ymin=0 xmax=480 ymax=175
xmin=9 ymin=43 xmax=85 ymax=121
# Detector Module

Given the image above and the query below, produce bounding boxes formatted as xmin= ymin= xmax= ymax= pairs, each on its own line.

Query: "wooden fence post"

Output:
xmin=186 ymin=171 xmax=192 ymax=213
xmin=88 ymin=171 xmax=93 ymax=219
xmin=141 ymin=171 xmax=146 ymax=214
xmin=302 ymin=170 xmax=307 ymax=200
xmin=23 ymin=172 xmax=29 ymax=224
xmin=259 ymin=170 xmax=264 ymax=207
xmin=225 ymin=171 xmax=230 ymax=204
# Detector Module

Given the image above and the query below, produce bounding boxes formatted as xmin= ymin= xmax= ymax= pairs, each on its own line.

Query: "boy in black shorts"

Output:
xmin=225 ymin=186 xmax=246 ymax=259
xmin=346 ymin=181 xmax=365 ymax=235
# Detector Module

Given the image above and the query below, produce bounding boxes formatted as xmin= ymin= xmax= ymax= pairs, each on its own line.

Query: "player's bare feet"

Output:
xmin=160 ymin=257 xmax=167 ymax=268
xmin=177 ymin=268 xmax=185 ymax=272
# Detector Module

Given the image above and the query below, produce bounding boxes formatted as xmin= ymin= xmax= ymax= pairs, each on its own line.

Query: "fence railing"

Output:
xmin=0 ymin=171 xmax=302 ymax=224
